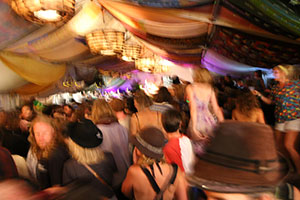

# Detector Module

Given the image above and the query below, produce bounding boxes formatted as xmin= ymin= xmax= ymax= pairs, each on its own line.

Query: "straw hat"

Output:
xmin=188 ymin=121 xmax=289 ymax=193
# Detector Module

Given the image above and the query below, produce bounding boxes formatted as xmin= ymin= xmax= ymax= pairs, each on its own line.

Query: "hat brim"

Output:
xmin=188 ymin=153 xmax=290 ymax=193
xmin=130 ymin=135 xmax=163 ymax=160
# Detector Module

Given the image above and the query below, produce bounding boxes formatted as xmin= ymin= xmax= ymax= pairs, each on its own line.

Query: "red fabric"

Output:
xmin=163 ymin=137 xmax=184 ymax=172
xmin=0 ymin=147 xmax=18 ymax=180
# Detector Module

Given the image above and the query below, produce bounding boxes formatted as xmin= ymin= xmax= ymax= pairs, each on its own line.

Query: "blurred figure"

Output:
xmin=63 ymin=119 xmax=117 ymax=199
xmin=92 ymin=99 xmax=130 ymax=196
xmin=19 ymin=104 xmax=35 ymax=135
xmin=232 ymin=91 xmax=265 ymax=123
xmin=150 ymin=86 xmax=174 ymax=113
xmin=122 ymin=127 xmax=188 ymax=200
xmin=186 ymin=67 xmax=223 ymax=154
xmin=0 ymin=146 xmax=18 ymax=180
xmin=188 ymin=121 xmax=297 ymax=200
xmin=109 ymin=98 xmax=131 ymax=131
xmin=252 ymin=64 xmax=300 ymax=173
xmin=130 ymin=90 xmax=165 ymax=137
xmin=27 ymin=115 xmax=69 ymax=189
xmin=162 ymin=109 xmax=195 ymax=175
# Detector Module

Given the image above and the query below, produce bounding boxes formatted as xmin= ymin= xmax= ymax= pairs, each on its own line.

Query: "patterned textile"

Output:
xmin=270 ymin=80 xmax=300 ymax=123
xmin=223 ymin=0 xmax=300 ymax=39
xmin=125 ymin=0 xmax=212 ymax=8
xmin=210 ymin=27 xmax=300 ymax=68
xmin=0 ymin=147 xmax=18 ymax=180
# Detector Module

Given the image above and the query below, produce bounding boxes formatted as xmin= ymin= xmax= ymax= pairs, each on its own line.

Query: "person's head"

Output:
xmin=188 ymin=121 xmax=289 ymax=200
xmin=133 ymin=90 xmax=153 ymax=111
xmin=63 ymin=104 xmax=74 ymax=118
xmin=154 ymin=87 xmax=173 ymax=104
xmin=235 ymin=91 xmax=259 ymax=117
xmin=28 ymin=115 xmax=63 ymax=159
xmin=109 ymin=98 xmax=125 ymax=113
xmin=162 ymin=109 xmax=182 ymax=133
xmin=66 ymin=119 xmax=104 ymax=165
xmin=6 ymin=110 xmax=21 ymax=131
xmin=193 ymin=67 xmax=213 ymax=84
xmin=254 ymin=70 xmax=262 ymax=78
xmin=20 ymin=104 xmax=34 ymax=121
xmin=273 ymin=64 xmax=295 ymax=82
xmin=131 ymin=127 xmax=166 ymax=166
xmin=91 ymin=99 xmax=117 ymax=124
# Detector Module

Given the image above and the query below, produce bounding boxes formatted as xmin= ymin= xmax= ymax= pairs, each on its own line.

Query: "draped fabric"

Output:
xmin=0 ymin=51 xmax=66 ymax=86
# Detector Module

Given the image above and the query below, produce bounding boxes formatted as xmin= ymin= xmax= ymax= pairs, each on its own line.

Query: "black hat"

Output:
xmin=68 ymin=119 xmax=103 ymax=148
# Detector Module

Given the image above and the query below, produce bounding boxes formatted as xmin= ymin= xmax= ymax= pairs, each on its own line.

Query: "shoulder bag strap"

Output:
xmin=83 ymin=163 xmax=112 ymax=189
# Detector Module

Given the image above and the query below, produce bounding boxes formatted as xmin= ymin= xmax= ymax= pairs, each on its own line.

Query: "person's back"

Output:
xmin=125 ymin=162 xmax=186 ymax=200
xmin=232 ymin=91 xmax=265 ymax=124
xmin=232 ymin=107 xmax=265 ymax=123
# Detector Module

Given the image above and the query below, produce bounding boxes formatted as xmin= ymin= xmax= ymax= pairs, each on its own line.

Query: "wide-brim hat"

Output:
xmin=131 ymin=127 xmax=166 ymax=159
xmin=68 ymin=119 xmax=103 ymax=148
xmin=188 ymin=121 xmax=289 ymax=193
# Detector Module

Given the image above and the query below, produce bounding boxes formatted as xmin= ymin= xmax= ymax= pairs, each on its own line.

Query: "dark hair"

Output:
xmin=154 ymin=87 xmax=173 ymax=104
xmin=162 ymin=109 xmax=182 ymax=133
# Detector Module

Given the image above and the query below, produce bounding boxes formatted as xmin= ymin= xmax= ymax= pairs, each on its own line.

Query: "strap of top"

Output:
xmin=134 ymin=113 xmax=141 ymax=131
xmin=140 ymin=164 xmax=178 ymax=200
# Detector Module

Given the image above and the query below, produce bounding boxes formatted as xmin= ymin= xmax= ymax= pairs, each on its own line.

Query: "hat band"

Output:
xmin=200 ymin=150 xmax=280 ymax=174
xmin=136 ymin=135 xmax=163 ymax=154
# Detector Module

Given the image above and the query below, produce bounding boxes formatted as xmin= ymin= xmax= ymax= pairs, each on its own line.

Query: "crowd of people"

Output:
xmin=0 ymin=64 xmax=299 ymax=200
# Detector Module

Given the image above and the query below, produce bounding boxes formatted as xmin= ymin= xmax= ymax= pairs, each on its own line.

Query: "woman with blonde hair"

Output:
xmin=253 ymin=64 xmax=300 ymax=173
xmin=232 ymin=91 xmax=265 ymax=123
xmin=185 ymin=67 xmax=224 ymax=153
xmin=91 ymin=99 xmax=130 ymax=196
xmin=26 ymin=114 xmax=69 ymax=189
xmin=63 ymin=119 xmax=117 ymax=199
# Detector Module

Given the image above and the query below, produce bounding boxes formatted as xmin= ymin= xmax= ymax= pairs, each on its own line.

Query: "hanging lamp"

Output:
xmin=86 ymin=30 xmax=125 ymax=56
xmin=11 ymin=0 xmax=75 ymax=24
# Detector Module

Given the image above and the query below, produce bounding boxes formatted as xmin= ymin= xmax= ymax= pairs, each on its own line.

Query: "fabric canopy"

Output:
xmin=0 ymin=51 xmax=66 ymax=86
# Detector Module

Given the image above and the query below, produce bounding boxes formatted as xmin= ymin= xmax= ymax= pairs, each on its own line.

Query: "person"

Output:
xmin=91 ymin=99 xmax=130 ymax=195
xmin=63 ymin=118 xmax=117 ymax=199
xmin=185 ymin=67 xmax=224 ymax=154
xmin=150 ymin=86 xmax=174 ymax=113
xmin=26 ymin=115 xmax=69 ymax=189
xmin=252 ymin=64 xmax=300 ymax=173
xmin=162 ymin=109 xmax=195 ymax=175
xmin=109 ymin=98 xmax=131 ymax=131
xmin=232 ymin=90 xmax=265 ymax=123
xmin=188 ymin=121 xmax=299 ymax=200
xmin=19 ymin=104 xmax=35 ymax=135
xmin=122 ymin=127 xmax=188 ymax=200
xmin=130 ymin=90 xmax=165 ymax=137
xmin=0 ymin=146 xmax=18 ymax=180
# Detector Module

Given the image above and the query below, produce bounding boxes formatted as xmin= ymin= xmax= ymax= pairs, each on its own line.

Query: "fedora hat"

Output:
xmin=68 ymin=119 xmax=103 ymax=148
xmin=188 ymin=121 xmax=289 ymax=193
xmin=131 ymin=127 xmax=167 ymax=159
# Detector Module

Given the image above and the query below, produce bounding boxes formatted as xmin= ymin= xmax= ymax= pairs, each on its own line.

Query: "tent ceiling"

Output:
xmin=0 ymin=0 xmax=299 ymax=95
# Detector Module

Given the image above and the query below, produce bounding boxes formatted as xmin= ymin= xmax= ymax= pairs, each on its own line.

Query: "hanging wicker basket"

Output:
xmin=86 ymin=30 xmax=125 ymax=56
xmin=11 ymin=0 xmax=75 ymax=24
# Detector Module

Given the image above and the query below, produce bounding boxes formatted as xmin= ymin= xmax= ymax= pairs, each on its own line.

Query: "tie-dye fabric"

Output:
xmin=271 ymin=80 xmax=300 ymax=123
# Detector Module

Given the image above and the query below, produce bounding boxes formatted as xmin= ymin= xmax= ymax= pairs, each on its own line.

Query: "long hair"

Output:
xmin=134 ymin=90 xmax=153 ymax=110
xmin=154 ymin=87 xmax=173 ymax=104
xmin=66 ymin=138 xmax=104 ymax=165
xmin=236 ymin=91 xmax=259 ymax=118
xmin=91 ymin=99 xmax=117 ymax=125
xmin=193 ymin=67 xmax=213 ymax=85
xmin=28 ymin=114 xmax=65 ymax=160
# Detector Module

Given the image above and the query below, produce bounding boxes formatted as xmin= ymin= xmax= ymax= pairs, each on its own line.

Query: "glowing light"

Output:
xmin=34 ymin=10 xmax=61 ymax=22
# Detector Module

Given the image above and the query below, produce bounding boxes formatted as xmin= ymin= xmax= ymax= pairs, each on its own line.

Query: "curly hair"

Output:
xmin=236 ymin=91 xmax=259 ymax=118
xmin=28 ymin=114 xmax=65 ymax=160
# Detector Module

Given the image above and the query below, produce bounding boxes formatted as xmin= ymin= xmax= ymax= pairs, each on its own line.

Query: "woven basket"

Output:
xmin=11 ymin=0 xmax=75 ymax=24
xmin=86 ymin=30 xmax=125 ymax=55
xmin=122 ymin=44 xmax=141 ymax=61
